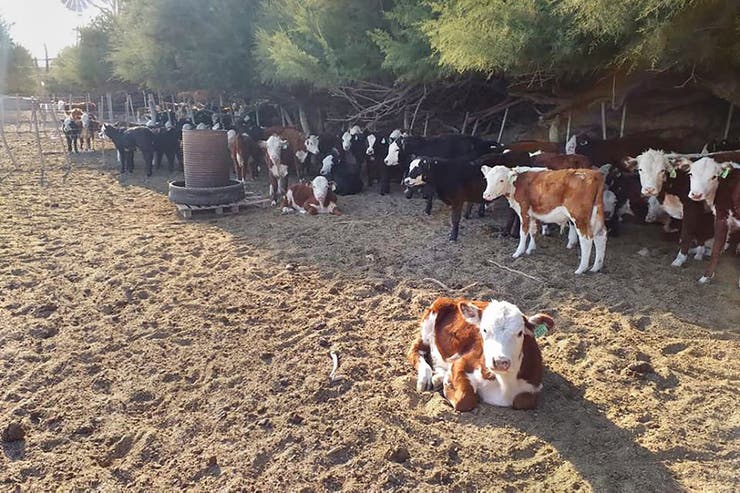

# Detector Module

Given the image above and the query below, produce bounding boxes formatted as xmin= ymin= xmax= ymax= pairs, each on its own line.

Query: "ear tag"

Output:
xmin=669 ymin=168 xmax=676 ymax=179
xmin=720 ymin=167 xmax=730 ymax=179
xmin=534 ymin=324 xmax=548 ymax=339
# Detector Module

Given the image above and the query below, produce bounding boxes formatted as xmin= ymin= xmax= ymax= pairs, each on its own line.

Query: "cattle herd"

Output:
xmin=58 ymin=104 xmax=738 ymax=413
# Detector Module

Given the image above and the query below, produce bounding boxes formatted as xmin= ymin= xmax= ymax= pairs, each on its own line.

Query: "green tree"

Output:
xmin=255 ymin=0 xmax=387 ymax=88
xmin=109 ymin=0 xmax=258 ymax=93
xmin=0 ymin=18 xmax=38 ymax=95
xmin=47 ymin=16 xmax=116 ymax=92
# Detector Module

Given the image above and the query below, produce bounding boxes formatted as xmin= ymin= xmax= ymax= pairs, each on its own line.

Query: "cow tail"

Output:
xmin=592 ymin=173 xmax=606 ymax=235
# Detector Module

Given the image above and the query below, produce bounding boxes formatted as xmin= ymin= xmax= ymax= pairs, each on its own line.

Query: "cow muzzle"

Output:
xmin=689 ymin=191 xmax=703 ymax=201
xmin=641 ymin=187 xmax=657 ymax=197
xmin=487 ymin=357 xmax=511 ymax=373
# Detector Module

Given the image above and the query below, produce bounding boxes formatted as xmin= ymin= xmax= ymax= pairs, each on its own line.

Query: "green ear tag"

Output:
xmin=720 ymin=168 xmax=730 ymax=179
xmin=669 ymin=168 xmax=677 ymax=179
xmin=534 ymin=324 xmax=548 ymax=339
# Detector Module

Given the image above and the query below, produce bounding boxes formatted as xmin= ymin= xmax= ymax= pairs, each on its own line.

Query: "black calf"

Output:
xmin=102 ymin=124 xmax=156 ymax=176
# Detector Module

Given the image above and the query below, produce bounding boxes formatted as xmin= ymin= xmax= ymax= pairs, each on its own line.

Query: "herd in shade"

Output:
xmin=57 ymin=103 xmax=738 ymax=413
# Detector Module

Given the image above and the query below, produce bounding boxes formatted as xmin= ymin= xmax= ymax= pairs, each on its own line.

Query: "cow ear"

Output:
xmin=524 ymin=313 xmax=555 ymax=338
xmin=623 ymin=157 xmax=637 ymax=171
xmin=258 ymin=141 xmax=268 ymax=149
xmin=458 ymin=302 xmax=481 ymax=326
xmin=329 ymin=180 xmax=337 ymax=191
xmin=481 ymin=165 xmax=491 ymax=176
xmin=599 ymin=163 xmax=612 ymax=176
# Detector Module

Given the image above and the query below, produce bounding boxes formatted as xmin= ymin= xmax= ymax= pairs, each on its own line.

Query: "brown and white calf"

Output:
xmin=482 ymin=166 xmax=608 ymax=274
xmin=686 ymin=157 xmax=740 ymax=285
xmin=263 ymin=126 xmax=309 ymax=179
xmin=227 ymin=130 xmax=260 ymax=181
xmin=281 ymin=176 xmax=342 ymax=215
xmin=259 ymin=134 xmax=290 ymax=205
xmin=629 ymin=149 xmax=715 ymax=267
xmin=408 ymin=297 xmax=554 ymax=412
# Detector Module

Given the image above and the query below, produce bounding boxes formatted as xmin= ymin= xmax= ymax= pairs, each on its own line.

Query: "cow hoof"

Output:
xmin=512 ymin=252 xmax=524 ymax=259
xmin=448 ymin=236 xmax=458 ymax=242
xmin=431 ymin=373 xmax=445 ymax=389
xmin=574 ymin=267 xmax=587 ymax=275
xmin=590 ymin=265 xmax=602 ymax=273
xmin=270 ymin=200 xmax=278 ymax=207
xmin=417 ymin=366 xmax=433 ymax=392
xmin=698 ymin=276 xmax=711 ymax=284
xmin=281 ymin=207 xmax=293 ymax=214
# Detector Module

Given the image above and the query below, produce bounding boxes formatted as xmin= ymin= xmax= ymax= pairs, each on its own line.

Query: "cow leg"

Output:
xmin=699 ymin=218 xmax=728 ymax=284
xmin=449 ymin=203 xmax=463 ymax=242
xmin=144 ymin=151 xmax=154 ymax=176
xmin=66 ymin=136 xmax=72 ymax=153
xmin=575 ymin=231 xmax=593 ymax=275
xmin=73 ymin=137 xmax=79 ymax=153
xmin=673 ymin=202 xmax=697 ymax=267
xmin=380 ymin=165 xmax=390 ymax=195
xmin=477 ymin=202 xmax=486 ymax=218
xmin=462 ymin=202 xmax=474 ymax=220
xmin=424 ymin=194 xmax=434 ymax=215
xmin=155 ymin=151 xmax=163 ymax=170
xmin=526 ymin=219 xmax=537 ymax=255
xmin=591 ymin=230 xmax=607 ymax=272
xmin=566 ymin=222 xmax=578 ymax=249
xmin=513 ymin=215 xmax=529 ymax=258
xmin=443 ymin=361 xmax=478 ymax=412
xmin=118 ymin=148 xmax=126 ymax=174
xmin=269 ymin=175 xmax=278 ymax=206
xmin=127 ymin=151 xmax=135 ymax=173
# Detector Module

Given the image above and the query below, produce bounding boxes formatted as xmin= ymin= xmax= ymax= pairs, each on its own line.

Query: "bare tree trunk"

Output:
xmin=298 ymin=103 xmax=311 ymax=135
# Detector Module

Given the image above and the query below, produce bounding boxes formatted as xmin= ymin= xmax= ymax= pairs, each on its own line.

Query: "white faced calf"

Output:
xmin=408 ymin=297 xmax=554 ymax=412
xmin=482 ymin=165 xmax=608 ymax=274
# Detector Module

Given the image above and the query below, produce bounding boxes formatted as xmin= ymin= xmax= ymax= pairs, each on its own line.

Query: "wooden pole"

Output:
xmin=106 ymin=92 xmax=113 ymax=122
xmin=403 ymin=108 xmax=409 ymax=130
xmin=124 ymin=94 xmax=130 ymax=123
xmin=484 ymin=118 xmax=493 ymax=135
xmin=497 ymin=107 xmax=509 ymax=143
xmin=461 ymin=112 xmax=469 ymax=134
xmin=99 ymin=95 xmax=104 ymax=120
xmin=280 ymin=105 xmax=286 ymax=127
xmin=86 ymin=93 xmax=90 ymax=112
xmin=423 ymin=114 xmax=429 ymax=137
xmin=255 ymin=104 xmax=260 ymax=127
xmin=15 ymin=94 xmax=21 ymax=133
xmin=601 ymin=101 xmax=607 ymax=140
xmin=723 ymin=102 xmax=734 ymax=140
xmin=565 ymin=112 xmax=572 ymax=142
xmin=620 ymin=103 xmax=627 ymax=138
xmin=31 ymin=103 xmax=47 ymax=186
xmin=0 ymin=98 xmax=20 ymax=177
xmin=471 ymin=118 xmax=479 ymax=136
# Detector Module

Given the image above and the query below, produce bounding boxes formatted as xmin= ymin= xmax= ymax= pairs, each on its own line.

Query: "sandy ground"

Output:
xmin=1 ymin=131 xmax=739 ymax=492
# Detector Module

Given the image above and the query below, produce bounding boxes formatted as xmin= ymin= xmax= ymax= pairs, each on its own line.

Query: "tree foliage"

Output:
xmin=47 ymin=16 xmax=116 ymax=93
xmin=255 ymin=0 xmax=386 ymax=88
xmin=0 ymin=17 xmax=38 ymax=95
xmin=109 ymin=0 xmax=258 ymax=92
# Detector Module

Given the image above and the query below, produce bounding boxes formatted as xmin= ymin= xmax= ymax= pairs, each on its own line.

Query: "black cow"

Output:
xmin=101 ymin=124 xmax=156 ymax=176
xmin=402 ymin=156 xmax=489 ymax=241
xmin=384 ymin=134 xmax=501 ymax=195
xmin=320 ymin=148 xmax=363 ymax=195
xmin=62 ymin=117 xmax=81 ymax=153
xmin=152 ymin=127 xmax=182 ymax=171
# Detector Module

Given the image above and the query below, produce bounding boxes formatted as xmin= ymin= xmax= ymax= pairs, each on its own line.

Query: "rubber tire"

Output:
xmin=168 ymin=180 xmax=245 ymax=206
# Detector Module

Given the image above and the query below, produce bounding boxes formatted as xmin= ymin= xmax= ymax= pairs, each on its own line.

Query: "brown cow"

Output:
xmin=408 ymin=297 xmax=554 ymax=412
xmin=531 ymin=152 xmax=592 ymax=170
xmin=482 ymin=166 xmax=608 ymax=274
xmin=227 ymin=130 xmax=260 ymax=181
xmin=505 ymin=140 xmax=562 ymax=154
xmin=263 ymin=126 xmax=309 ymax=179
xmin=280 ymin=176 xmax=341 ymax=215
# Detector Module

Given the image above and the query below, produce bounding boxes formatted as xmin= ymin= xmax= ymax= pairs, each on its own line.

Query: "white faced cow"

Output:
xmin=408 ymin=297 xmax=554 ymax=412
xmin=259 ymin=134 xmax=289 ymax=205
xmin=686 ymin=157 xmax=740 ymax=285
xmin=482 ymin=165 xmax=608 ymax=274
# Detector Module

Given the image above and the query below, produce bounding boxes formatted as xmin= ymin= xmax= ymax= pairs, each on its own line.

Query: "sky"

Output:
xmin=0 ymin=0 xmax=96 ymax=61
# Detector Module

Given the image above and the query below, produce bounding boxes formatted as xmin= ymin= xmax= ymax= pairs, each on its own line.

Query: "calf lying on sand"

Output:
xmin=408 ymin=297 xmax=554 ymax=412
xmin=281 ymin=176 xmax=342 ymax=215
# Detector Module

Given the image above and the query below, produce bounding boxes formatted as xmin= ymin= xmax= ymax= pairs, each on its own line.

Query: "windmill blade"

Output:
xmin=60 ymin=0 xmax=95 ymax=13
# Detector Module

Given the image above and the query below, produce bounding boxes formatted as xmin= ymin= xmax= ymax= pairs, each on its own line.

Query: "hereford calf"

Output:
xmin=259 ymin=134 xmax=290 ymax=205
xmin=408 ymin=297 xmax=554 ymax=412
xmin=686 ymin=157 xmax=740 ymax=285
xmin=263 ymin=126 xmax=309 ymax=179
xmin=482 ymin=166 xmax=608 ymax=274
xmin=227 ymin=130 xmax=259 ymax=181
xmin=281 ymin=176 xmax=342 ymax=215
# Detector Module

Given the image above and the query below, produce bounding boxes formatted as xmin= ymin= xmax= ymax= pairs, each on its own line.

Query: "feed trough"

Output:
xmin=168 ymin=129 xmax=244 ymax=207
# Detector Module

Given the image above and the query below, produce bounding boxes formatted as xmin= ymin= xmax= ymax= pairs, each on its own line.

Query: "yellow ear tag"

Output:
xmin=720 ymin=168 xmax=730 ymax=179
xmin=534 ymin=324 xmax=548 ymax=338
xmin=669 ymin=168 xmax=676 ymax=179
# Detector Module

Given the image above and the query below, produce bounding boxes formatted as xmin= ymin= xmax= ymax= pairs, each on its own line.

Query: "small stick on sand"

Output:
xmin=487 ymin=260 xmax=543 ymax=283
xmin=329 ymin=351 xmax=339 ymax=382
xmin=423 ymin=277 xmax=452 ymax=291
xmin=424 ymin=278 xmax=479 ymax=292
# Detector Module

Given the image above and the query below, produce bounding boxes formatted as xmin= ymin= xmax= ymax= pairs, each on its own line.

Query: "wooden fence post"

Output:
xmin=601 ymin=101 xmax=607 ymax=140
xmin=620 ymin=104 xmax=627 ymax=138
xmin=497 ymin=107 xmax=509 ymax=143
xmin=723 ymin=102 xmax=734 ymax=140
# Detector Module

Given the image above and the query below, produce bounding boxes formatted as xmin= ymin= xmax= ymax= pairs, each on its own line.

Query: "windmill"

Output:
xmin=60 ymin=0 xmax=121 ymax=16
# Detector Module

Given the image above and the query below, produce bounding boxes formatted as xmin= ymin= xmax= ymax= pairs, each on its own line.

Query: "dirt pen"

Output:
xmin=0 ymin=126 xmax=738 ymax=491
